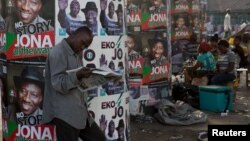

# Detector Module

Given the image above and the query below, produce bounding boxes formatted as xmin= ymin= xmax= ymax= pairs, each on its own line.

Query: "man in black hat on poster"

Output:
xmin=100 ymin=0 xmax=124 ymax=35
xmin=148 ymin=32 xmax=168 ymax=67
xmin=13 ymin=66 xmax=44 ymax=126
xmin=58 ymin=0 xmax=98 ymax=35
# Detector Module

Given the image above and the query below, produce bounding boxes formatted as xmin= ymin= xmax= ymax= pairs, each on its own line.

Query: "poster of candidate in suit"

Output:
xmin=140 ymin=32 xmax=170 ymax=84
xmin=141 ymin=0 xmax=167 ymax=31
xmin=127 ymin=33 xmax=143 ymax=78
xmin=88 ymin=92 xmax=130 ymax=141
xmin=5 ymin=0 xmax=55 ymax=64
xmin=126 ymin=0 xmax=141 ymax=32
xmin=6 ymin=63 xmax=56 ymax=141
xmin=56 ymin=0 xmax=98 ymax=38
xmin=171 ymin=13 xmax=191 ymax=40
xmin=100 ymin=0 xmax=125 ymax=36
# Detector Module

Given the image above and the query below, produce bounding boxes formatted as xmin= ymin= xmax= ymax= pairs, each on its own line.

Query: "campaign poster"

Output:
xmin=0 ymin=0 xmax=6 ymax=61
xmin=128 ymin=79 xmax=148 ymax=101
xmin=141 ymin=0 xmax=167 ymax=31
xmin=140 ymin=31 xmax=170 ymax=84
xmin=190 ymin=14 xmax=201 ymax=34
xmin=126 ymin=0 xmax=141 ymax=32
xmin=171 ymin=13 xmax=191 ymax=40
xmin=0 ymin=61 xmax=8 ymax=140
xmin=146 ymin=81 xmax=169 ymax=106
xmin=56 ymin=0 xmax=125 ymax=43
xmin=56 ymin=0 xmax=99 ymax=41
xmin=171 ymin=40 xmax=189 ymax=74
xmin=6 ymin=63 xmax=56 ymax=141
xmin=82 ymin=36 xmax=126 ymax=96
xmin=127 ymin=33 xmax=144 ymax=79
xmin=88 ymin=92 xmax=130 ymax=141
xmin=171 ymin=0 xmax=190 ymax=14
xmin=99 ymin=0 xmax=125 ymax=36
xmin=5 ymin=0 xmax=55 ymax=64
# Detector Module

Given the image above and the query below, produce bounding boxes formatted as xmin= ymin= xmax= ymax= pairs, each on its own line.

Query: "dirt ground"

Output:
xmin=130 ymin=73 xmax=250 ymax=141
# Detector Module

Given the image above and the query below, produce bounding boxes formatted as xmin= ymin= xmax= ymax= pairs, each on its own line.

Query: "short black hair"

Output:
xmin=218 ymin=39 xmax=229 ymax=48
xmin=72 ymin=26 xmax=92 ymax=37
xmin=210 ymin=35 xmax=218 ymax=42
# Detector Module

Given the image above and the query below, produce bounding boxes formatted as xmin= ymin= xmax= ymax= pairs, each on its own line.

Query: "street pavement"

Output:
xmin=131 ymin=72 xmax=250 ymax=141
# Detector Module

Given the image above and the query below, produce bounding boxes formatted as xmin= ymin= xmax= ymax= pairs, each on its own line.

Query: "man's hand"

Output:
xmin=99 ymin=114 xmax=107 ymax=133
xmin=76 ymin=67 xmax=92 ymax=80
xmin=58 ymin=0 xmax=68 ymax=10
xmin=100 ymin=0 xmax=108 ymax=11
xmin=99 ymin=54 xmax=107 ymax=67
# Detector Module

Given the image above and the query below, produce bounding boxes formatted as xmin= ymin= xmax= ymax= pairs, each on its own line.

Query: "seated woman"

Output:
xmin=211 ymin=40 xmax=236 ymax=85
xmin=184 ymin=42 xmax=216 ymax=85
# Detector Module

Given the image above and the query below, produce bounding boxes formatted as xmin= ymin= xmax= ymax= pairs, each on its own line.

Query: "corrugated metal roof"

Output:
xmin=207 ymin=0 xmax=250 ymax=12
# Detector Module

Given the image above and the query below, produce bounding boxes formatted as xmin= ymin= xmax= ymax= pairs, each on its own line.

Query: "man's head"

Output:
xmin=116 ymin=119 xmax=125 ymax=140
xmin=193 ymin=17 xmax=199 ymax=26
xmin=81 ymin=2 xmax=98 ymax=25
xmin=148 ymin=33 xmax=166 ymax=60
xmin=209 ymin=35 xmax=219 ymax=47
xmin=67 ymin=26 xmax=93 ymax=54
xmin=127 ymin=34 xmax=136 ymax=52
xmin=176 ymin=16 xmax=185 ymax=28
xmin=14 ymin=0 xmax=45 ymax=24
xmin=218 ymin=39 xmax=229 ymax=54
xmin=198 ymin=42 xmax=211 ymax=53
xmin=151 ymin=0 xmax=163 ymax=8
xmin=108 ymin=120 xmax=115 ymax=136
xmin=234 ymin=35 xmax=241 ymax=46
xmin=70 ymin=0 xmax=80 ymax=18
xmin=13 ymin=66 xmax=44 ymax=116
xmin=226 ymin=8 xmax=231 ymax=14
xmin=108 ymin=61 xmax=115 ymax=70
xmin=116 ymin=4 xmax=123 ymax=26
xmin=108 ymin=1 xmax=115 ymax=19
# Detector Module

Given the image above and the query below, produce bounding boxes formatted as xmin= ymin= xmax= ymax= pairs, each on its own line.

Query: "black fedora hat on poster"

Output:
xmin=81 ymin=1 xmax=98 ymax=13
xmin=13 ymin=66 xmax=44 ymax=90
xmin=148 ymin=32 xmax=166 ymax=47
xmin=116 ymin=4 xmax=123 ymax=13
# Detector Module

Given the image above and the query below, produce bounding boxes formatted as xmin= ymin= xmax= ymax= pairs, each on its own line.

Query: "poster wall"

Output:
xmin=5 ymin=63 xmax=56 ymax=140
xmin=5 ymin=0 xmax=55 ymax=64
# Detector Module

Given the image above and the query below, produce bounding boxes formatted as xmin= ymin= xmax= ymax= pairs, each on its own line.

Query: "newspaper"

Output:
xmin=67 ymin=65 xmax=122 ymax=92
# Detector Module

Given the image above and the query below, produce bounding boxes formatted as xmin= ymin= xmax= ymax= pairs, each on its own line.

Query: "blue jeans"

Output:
xmin=211 ymin=73 xmax=236 ymax=85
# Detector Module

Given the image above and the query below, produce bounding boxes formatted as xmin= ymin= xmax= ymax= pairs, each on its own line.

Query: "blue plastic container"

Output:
xmin=199 ymin=85 xmax=233 ymax=112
